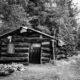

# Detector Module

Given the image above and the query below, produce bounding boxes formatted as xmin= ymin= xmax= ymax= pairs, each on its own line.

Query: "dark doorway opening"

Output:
xmin=29 ymin=43 xmax=41 ymax=64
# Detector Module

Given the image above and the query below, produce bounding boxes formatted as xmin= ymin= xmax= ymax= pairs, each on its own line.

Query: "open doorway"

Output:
xmin=29 ymin=43 xmax=41 ymax=64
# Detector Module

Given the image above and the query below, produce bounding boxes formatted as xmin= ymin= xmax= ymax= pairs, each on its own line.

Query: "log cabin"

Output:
xmin=0 ymin=26 xmax=55 ymax=64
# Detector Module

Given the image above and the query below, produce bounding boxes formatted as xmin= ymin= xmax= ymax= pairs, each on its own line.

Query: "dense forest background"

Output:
xmin=0 ymin=0 xmax=79 ymax=55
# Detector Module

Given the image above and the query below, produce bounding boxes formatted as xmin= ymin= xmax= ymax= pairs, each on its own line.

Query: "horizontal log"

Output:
xmin=41 ymin=47 xmax=51 ymax=51
xmin=1 ymin=45 xmax=7 ymax=47
xmin=1 ymin=42 xmax=30 ymax=47
xmin=13 ymin=37 xmax=50 ymax=40
xmin=42 ymin=53 xmax=50 ymax=57
xmin=41 ymin=50 xmax=51 ymax=53
xmin=0 ymin=53 xmax=29 ymax=57
xmin=41 ymin=61 xmax=49 ymax=64
xmin=13 ymin=38 xmax=51 ymax=43
xmin=13 ymin=39 xmax=27 ymax=42
xmin=14 ymin=42 xmax=30 ymax=45
xmin=1 ymin=48 xmax=7 ymax=52
xmin=1 ymin=48 xmax=29 ymax=52
xmin=1 ymin=52 xmax=29 ymax=54
xmin=41 ymin=57 xmax=50 ymax=61
xmin=0 ymin=57 xmax=29 ymax=61
xmin=41 ymin=45 xmax=51 ymax=48
xmin=14 ymin=45 xmax=30 ymax=48
xmin=1 ymin=47 xmax=7 ymax=50
xmin=0 ymin=59 xmax=29 ymax=63
xmin=15 ymin=47 xmax=29 ymax=50
xmin=15 ymin=49 xmax=29 ymax=52
xmin=42 ymin=42 xmax=50 ymax=45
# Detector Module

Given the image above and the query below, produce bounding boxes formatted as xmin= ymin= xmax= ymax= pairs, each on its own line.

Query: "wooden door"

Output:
xmin=29 ymin=43 xmax=41 ymax=64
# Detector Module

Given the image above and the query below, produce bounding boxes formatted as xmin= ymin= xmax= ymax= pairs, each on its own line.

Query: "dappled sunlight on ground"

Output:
xmin=1 ymin=55 xmax=80 ymax=80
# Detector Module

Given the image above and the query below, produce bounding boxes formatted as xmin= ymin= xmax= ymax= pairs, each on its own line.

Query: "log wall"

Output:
xmin=41 ymin=41 xmax=51 ymax=64
xmin=0 ymin=36 xmax=30 ymax=65
xmin=0 ymin=36 xmax=52 ymax=64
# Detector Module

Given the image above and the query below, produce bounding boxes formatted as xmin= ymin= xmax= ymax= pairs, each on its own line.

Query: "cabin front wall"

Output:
xmin=0 ymin=33 xmax=52 ymax=64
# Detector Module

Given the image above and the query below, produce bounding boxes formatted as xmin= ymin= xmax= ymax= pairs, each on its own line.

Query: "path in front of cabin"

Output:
xmin=0 ymin=55 xmax=80 ymax=80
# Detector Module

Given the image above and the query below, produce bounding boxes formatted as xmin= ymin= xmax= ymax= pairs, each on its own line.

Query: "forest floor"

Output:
xmin=0 ymin=55 xmax=80 ymax=80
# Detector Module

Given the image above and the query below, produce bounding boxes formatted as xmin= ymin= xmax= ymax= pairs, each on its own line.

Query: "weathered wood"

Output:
xmin=15 ymin=48 xmax=29 ymax=52
xmin=41 ymin=57 xmax=50 ymax=62
xmin=7 ymin=43 xmax=15 ymax=54
xmin=41 ymin=41 xmax=51 ymax=64
xmin=41 ymin=60 xmax=49 ymax=63
xmin=52 ymin=40 xmax=56 ymax=63
xmin=1 ymin=47 xmax=7 ymax=50
xmin=0 ymin=57 xmax=29 ymax=61
xmin=14 ymin=43 xmax=30 ymax=47
xmin=42 ymin=42 xmax=50 ymax=45
xmin=41 ymin=47 xmax=51 ymax=51
xmin=41 ymin=45 xmax=50 ymax=48
xmin=15 ymin=47 xmax=29 ymax=50
xmin=0 ymin=53 xmax=29 ymax=57
xmin=41 ymin=53 xmax=50 ymax=57
xmin=41 ymin=49 xmax=51 ymax=53
xmin=23 ymin=27 xmax=55 ymax=40
xmin=0 ymin=59 xmax=29 ymax=63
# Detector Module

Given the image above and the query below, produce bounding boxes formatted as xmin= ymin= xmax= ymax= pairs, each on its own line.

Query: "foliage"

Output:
xmin=0 ymin=0 xmax=77 ymax=51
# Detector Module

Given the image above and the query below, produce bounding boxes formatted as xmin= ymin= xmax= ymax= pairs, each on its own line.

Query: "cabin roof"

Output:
xmin=0 ymin=26 xmax=55 ymax=40
xmin=0 ymin=27 xmax=20 ymax=37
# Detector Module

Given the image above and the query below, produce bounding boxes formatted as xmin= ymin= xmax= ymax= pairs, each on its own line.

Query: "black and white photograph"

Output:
xmin=0 ymin=0 xmax=80 ymax=80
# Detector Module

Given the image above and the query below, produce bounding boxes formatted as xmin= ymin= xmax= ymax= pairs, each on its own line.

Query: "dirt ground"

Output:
xmin=0 ymin=55 xmax=80 ymax=80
